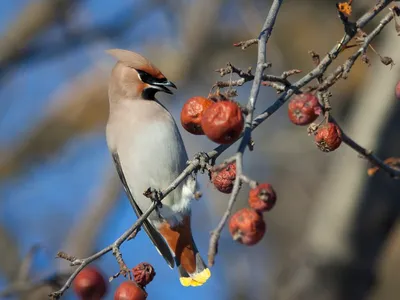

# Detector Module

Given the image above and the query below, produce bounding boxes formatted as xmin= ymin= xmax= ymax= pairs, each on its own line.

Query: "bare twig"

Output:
xmin=214 ymin=63 xmax=298 ymax=91
xmin=328 ymin=116 xmax=400 ymax=179
xmin=252 ymin=0 xmax=395 ymax=129
xmin=208 ymin=0 xmax=284 ymax=267
xmin=341 ymin=133 xmax=400 ymax=179
xmin=342 ymin=10 xmax=395 ymax=78
xmin=214 ymin=63 xmax=255 ymax=89
xmin=208 ymin=153 xmax=244 ymax=266
xmin=233 ymin=38 xmax=258 ymax=50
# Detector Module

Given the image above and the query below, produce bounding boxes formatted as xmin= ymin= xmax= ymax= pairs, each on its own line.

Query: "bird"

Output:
xmin=105 ymin=49 xmax=211 ymax=287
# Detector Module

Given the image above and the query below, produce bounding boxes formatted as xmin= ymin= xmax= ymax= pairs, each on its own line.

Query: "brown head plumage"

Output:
xmin=106 ymin=49 xmax=176 ymax=100
xmin=107 ymin=49 xmax=165 ymax=79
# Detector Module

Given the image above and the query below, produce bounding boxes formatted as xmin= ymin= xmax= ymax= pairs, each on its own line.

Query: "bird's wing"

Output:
xmin=111 ymin=152 xmax=175 ymax=269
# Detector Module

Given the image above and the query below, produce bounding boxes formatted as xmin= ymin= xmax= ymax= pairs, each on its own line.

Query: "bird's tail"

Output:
xmin=158 ymin=216 xmax=211 ymax=287
xmin=177 ymin=251 xmax=211 ymax=287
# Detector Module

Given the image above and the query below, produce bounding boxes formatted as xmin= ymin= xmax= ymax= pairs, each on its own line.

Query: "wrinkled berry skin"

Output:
xmin=211 ymin=163 xmax=236 ymax=194
xmin=73 ymin=266 xmax=107 ymax=300
xmin=288 ymin=93 xmax=321 ymax=125
xmin=248 ymin=183 xmax=277 ymax=213
xmin=114 ymin=281 xmax=147 ymax=300
xmin=181 ymin=96 xmax=214 ymax=135
xmin=229 ymin=208 xmax=266 ymax=246
xmin=314 ymin=122 xmax=342 ymax=152
xmin=132 ymin=262 xmax=156 ymax=287
xmin=201 ymin=101 xmax=244 ymax=144
xmin=395 ymin=80 xmax=400 ymax=100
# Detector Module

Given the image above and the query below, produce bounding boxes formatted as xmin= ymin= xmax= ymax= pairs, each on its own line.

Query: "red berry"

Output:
xmin=201 ymin=101 xmax=244 ymax=144
xmin=395 ymin=80 xmax=400 ymax=100
xmin=248 ymin=183 xmax=277 ymax=213
xmin=114 ymin=281 xmax=147 ymax=300
xmin=211 ymin=162 xmax=236 ymax=194
xmin=314 ymin=122 xmax=342 ymax=152
xmin=73 ymin=266 xmax=107 ymax=300
xmin=181 ymin=96 xmax=214 ymax=135
xmin=288 ymin=93 xmax=321 ymax=126
xmin=229 ymin=208 xmax=266 ymax=246
xmin=132 ymin=263 xmax=156 ymax=288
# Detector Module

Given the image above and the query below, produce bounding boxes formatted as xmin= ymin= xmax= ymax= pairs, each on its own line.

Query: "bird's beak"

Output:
xmin=151 ymin=80 xmax=177 ymax=95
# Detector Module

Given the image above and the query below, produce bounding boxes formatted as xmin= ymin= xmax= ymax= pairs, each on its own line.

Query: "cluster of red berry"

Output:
xmin=211 ymin=162 xmax=276 ymax=245
xmin=73 ymin=262 xmax=155 ymax=300
xmin=288 ymin=92 xmax=342 ymax=152
xmin=180 ymin=96 xmax=244 ymax=144
xmin=180 ymin=95 xmax=276 ymax=245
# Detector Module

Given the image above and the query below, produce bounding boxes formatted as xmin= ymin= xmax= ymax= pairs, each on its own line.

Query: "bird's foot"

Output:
xmin=193 ymin=152 xmax=213 ymax=174
xmin=143 ymin=187 xmax=163 ymax=209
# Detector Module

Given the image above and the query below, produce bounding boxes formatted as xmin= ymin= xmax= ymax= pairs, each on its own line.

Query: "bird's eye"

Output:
xmin=137 ymin=70 xmax=152 ymax=82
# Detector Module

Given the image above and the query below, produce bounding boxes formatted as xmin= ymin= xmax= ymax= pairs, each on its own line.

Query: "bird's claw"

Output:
xmin=194 ymin=152 xmax=213 ymax=174
xmin=143 ymin=187 xmax=163 ymax=209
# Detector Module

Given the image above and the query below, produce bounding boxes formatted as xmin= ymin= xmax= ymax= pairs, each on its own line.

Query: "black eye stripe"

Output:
xmin=136 ymin=70 xmax=167 ymax=84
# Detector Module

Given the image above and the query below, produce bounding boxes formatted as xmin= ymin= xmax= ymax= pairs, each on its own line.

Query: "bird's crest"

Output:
xmin=106 ymin=49 xmax=164 ymax=79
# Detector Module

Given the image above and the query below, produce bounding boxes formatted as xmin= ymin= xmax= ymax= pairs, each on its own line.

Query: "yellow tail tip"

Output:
xmin=180 ymin=268 xmax=211 ymax=287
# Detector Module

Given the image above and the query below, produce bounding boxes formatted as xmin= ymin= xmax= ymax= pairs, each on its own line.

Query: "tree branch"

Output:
xmin=208 ymin=0 xmax=284 ymax=266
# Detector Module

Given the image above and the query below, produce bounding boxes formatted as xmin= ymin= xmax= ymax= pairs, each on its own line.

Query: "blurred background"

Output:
xmin=0 ymin=0 xmax=399 ymax=299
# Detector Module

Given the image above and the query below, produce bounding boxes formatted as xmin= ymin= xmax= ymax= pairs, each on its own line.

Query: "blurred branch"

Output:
xmin=0 ymin=0 xmax=163 ymax=77
xmin=339 ymin=123 xmax=400 ymax=179
xmin=0 ymin=226 xmax=21 ymax=281
xmin=0 ymin=0 xmax=76 ymax=78
xmin=60 ymin=167 xmax=122 ymax=262
xmin=0 ymin=168 xmax=122 ymax=299
xmin=17 ymin=245 xmax=41 ymax=282
xmin=0 ymin=68 xmax=109 ymax=181
xmin=0 ymin=272 xmax=69 ymax=298
xmin=0 ymin=0 xmax=224 ymax=183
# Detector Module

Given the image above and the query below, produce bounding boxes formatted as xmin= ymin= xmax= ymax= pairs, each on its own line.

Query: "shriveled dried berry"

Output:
xmin=248 ymin=183 xmax=277 ymax=213
xmin=314 ymin=122 xmax=342 ymax=152
xmin=211 ymin=163 xmax=236 ymax=194
xmin=288 ymin=93 xmax=321 ymax=126
xmin=201 ymin=101 xmax=244 ymax=144
xmin=132 ymin=263 xmax=155 ymax=288
xmin=229 ymin=208 xmax=266 ymax=246
xmin=181 ymin=96 xmax=214 ymax=135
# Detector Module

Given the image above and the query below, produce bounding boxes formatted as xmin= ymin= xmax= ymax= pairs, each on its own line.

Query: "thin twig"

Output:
xmin=208 ymin=0 xmax=284 ymax=267
xmin=252 ymin=0 xmax=395 ymax=128
xmin=328 ymin=117 xmax=400 ymax=179
xmin=208 ymin=153 xmax=244 ymax=266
